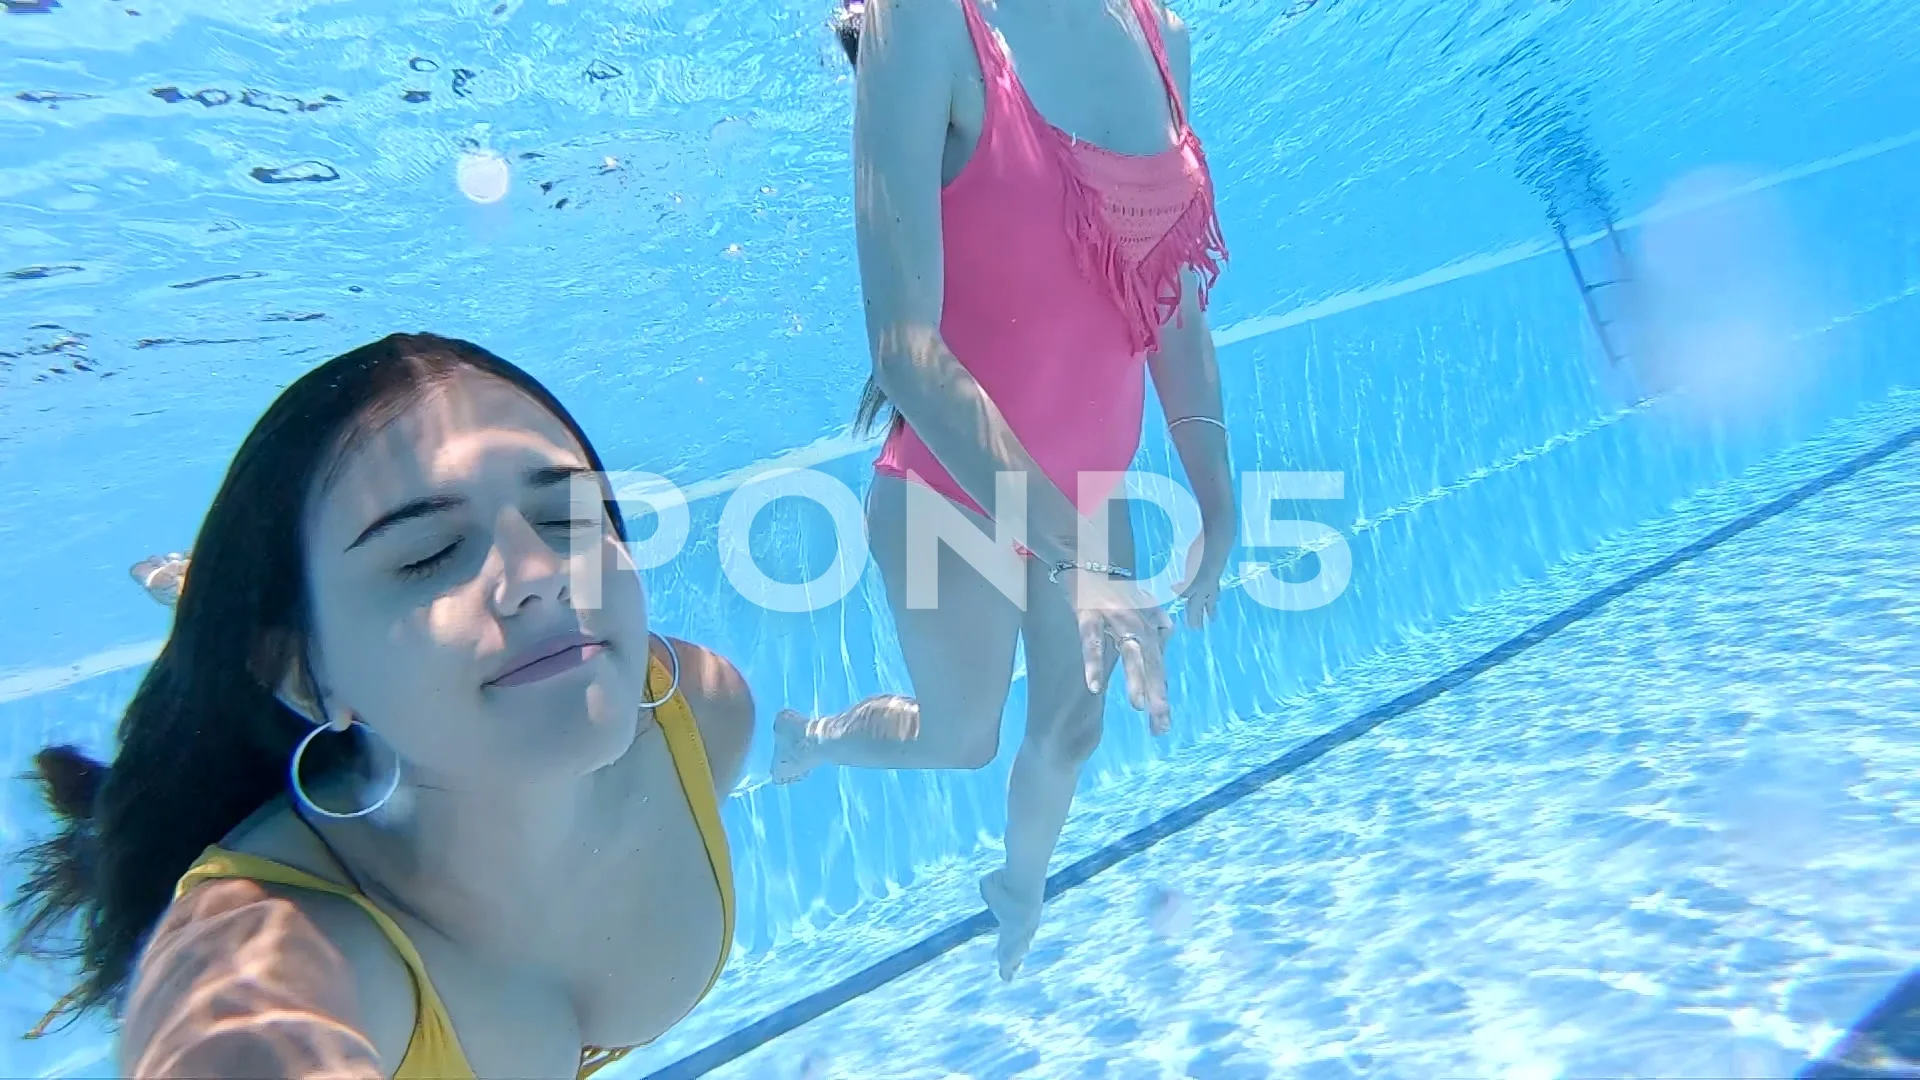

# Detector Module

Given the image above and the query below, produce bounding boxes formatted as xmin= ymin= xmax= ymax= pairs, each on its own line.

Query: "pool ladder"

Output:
xmin=1556 ymin=217 xmax=1634 ymax=369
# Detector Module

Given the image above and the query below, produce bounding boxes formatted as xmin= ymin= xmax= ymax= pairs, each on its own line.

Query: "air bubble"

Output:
xmin=456 ymin=150 xmax=511 ymax=204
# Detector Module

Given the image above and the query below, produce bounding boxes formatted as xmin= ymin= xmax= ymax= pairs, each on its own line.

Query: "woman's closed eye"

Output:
xmin=394 ymin=519 xmax=599 ymax=580
xmin=397 ymin=540 xmax=462 ymax=580
xmin=535 ymin=516 xmax=607 ymax=550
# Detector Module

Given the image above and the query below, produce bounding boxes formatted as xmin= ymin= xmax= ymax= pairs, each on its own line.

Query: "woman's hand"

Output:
xmin=1060 ymin=569 xmax=1175 ymax=735
xmin=1175 ymin=519 xmax=1232 ymax=629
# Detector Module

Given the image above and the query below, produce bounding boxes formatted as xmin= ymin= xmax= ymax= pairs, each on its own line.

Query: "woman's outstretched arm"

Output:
xmin=121 ymin=879 xmax=412 ymax=1080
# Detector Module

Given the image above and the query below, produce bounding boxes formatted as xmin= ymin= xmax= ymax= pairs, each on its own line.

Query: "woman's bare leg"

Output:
xmin=981 ymin=503 xmax=1136 ymax=980
xmin=772 ymin=475 xmax=1024 ymax=780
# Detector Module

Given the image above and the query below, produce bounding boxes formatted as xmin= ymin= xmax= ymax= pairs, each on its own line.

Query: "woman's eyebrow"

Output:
xmin=346 ymin=466 xmax=594 ymax=551
xmin=347 ymin=494 xmax=465 ymax=551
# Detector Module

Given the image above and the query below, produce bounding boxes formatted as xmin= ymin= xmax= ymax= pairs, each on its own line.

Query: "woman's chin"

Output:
xmin=582 ymin=706 xmax=644 ymax=772
xmin=575 ymin=681 xmax=648 ymax=767
xmin=503 ymin=710 xmax=638 ymax=780
xmin=473 ymin=669 xmax=647 ymax=777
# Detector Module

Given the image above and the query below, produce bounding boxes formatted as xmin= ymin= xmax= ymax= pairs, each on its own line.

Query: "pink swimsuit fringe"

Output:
xmin=1056 ymin=140 xmax=1230 ymax=355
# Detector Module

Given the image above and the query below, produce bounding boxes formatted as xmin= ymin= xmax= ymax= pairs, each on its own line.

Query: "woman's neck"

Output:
xmin=325 ymin=767 xmax=616 ymax=956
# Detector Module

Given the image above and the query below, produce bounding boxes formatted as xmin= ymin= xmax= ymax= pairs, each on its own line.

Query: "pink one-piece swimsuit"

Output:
xmin=871 ymin=0 xmax=1229 ymax=538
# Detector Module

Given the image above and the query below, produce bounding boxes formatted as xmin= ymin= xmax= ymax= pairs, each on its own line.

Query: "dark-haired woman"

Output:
xmin=14 ymin=333 xmax=754 ymax=1079
xmin=777 ymin=0 xmax=1235 ymax=981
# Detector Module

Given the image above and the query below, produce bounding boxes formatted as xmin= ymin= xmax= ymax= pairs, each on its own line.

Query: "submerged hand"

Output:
xmin=1059 ymin=569 xmax=1174 ymax=735
xmin=1175 ymin=524 xmax=1232 ymax=629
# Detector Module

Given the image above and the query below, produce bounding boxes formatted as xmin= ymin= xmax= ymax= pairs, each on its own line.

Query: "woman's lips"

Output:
xmin=487 ymin=631 xmax=608 ymax=688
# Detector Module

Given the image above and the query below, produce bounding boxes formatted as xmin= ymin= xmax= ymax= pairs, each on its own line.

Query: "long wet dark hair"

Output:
xmin=8 ymin=333 xmax=628 ymax=1031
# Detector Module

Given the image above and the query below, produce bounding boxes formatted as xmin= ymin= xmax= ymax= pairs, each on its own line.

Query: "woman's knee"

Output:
xmin=950 ymin=727 xmax=1002 ymax=770
xmin=915 ymin=693 xmax=1006 ymax=770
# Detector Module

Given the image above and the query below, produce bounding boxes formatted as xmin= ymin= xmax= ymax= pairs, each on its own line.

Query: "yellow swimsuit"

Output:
xmin=173 ymin=650 xmax=734 ymax=1080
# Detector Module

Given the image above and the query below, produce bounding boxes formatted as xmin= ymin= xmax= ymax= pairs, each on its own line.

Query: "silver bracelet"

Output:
xmin=1168 ymin=415 xmax=1226 ymax=432
xmin=1048 ymin=560 xmax=1134 ymax=584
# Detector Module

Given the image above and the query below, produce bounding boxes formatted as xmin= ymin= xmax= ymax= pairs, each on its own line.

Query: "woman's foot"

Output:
xmin=770 ymin=709 xmax=819 ymax=785
xmin=130 ymin=553 xmax=189 ymax=608
xmin=980 ymin=868 xmax=1042 ymax=982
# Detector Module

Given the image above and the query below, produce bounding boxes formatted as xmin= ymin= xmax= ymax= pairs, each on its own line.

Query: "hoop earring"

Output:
xmin=289 ymin=721 xmax=402 ymax=820
xmin=638 ymin=633 xmax=680 ymax=709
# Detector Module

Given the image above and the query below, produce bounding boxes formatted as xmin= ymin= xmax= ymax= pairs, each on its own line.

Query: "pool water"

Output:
xmin=4 ymin=0 xmax=1919 ymax=1076
xmin=681 ymin=398 xmax=1920 ymax=1080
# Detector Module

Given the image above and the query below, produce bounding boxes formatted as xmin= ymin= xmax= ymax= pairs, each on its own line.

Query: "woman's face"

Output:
xmin=301 ymin=371 xmax=651 ymax=788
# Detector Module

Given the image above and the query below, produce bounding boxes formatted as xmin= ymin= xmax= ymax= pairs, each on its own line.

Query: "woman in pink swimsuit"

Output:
xmin=776 ymin=0 xmax=1234 ymax=979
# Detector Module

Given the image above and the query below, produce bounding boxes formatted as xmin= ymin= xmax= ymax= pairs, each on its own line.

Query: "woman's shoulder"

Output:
xmin=1149 ymin=1 xmax=1189 ymax=57
xmin=660 ymin=636 xmax=755 ymax=795
xmin=865 ymin=0 xmax=972 ymax=59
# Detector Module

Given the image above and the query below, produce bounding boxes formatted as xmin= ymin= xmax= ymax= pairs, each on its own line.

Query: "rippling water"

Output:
xmin=4 ymin=0 xmax=1919 ymax=1075
xmin=3 ymin=0 xmax=1918 ymax=666
xmin=5 ymin=0 xmax=1918 ymax=458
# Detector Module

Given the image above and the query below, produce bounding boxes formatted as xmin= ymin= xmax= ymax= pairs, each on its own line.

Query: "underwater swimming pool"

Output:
xmin=678 ymin=399 xmax=1920 ymax=1078
xmin=4 ymin=0 xmax=1919 ymax=1075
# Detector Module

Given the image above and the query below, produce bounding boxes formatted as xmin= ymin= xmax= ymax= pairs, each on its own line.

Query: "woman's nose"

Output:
xmin=490 ymin=512 xmax=569 ymax=615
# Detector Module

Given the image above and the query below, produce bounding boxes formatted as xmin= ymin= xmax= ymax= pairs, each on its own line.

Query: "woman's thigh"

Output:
xmin=866 ymin=474 xmax=1026 ymax=764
